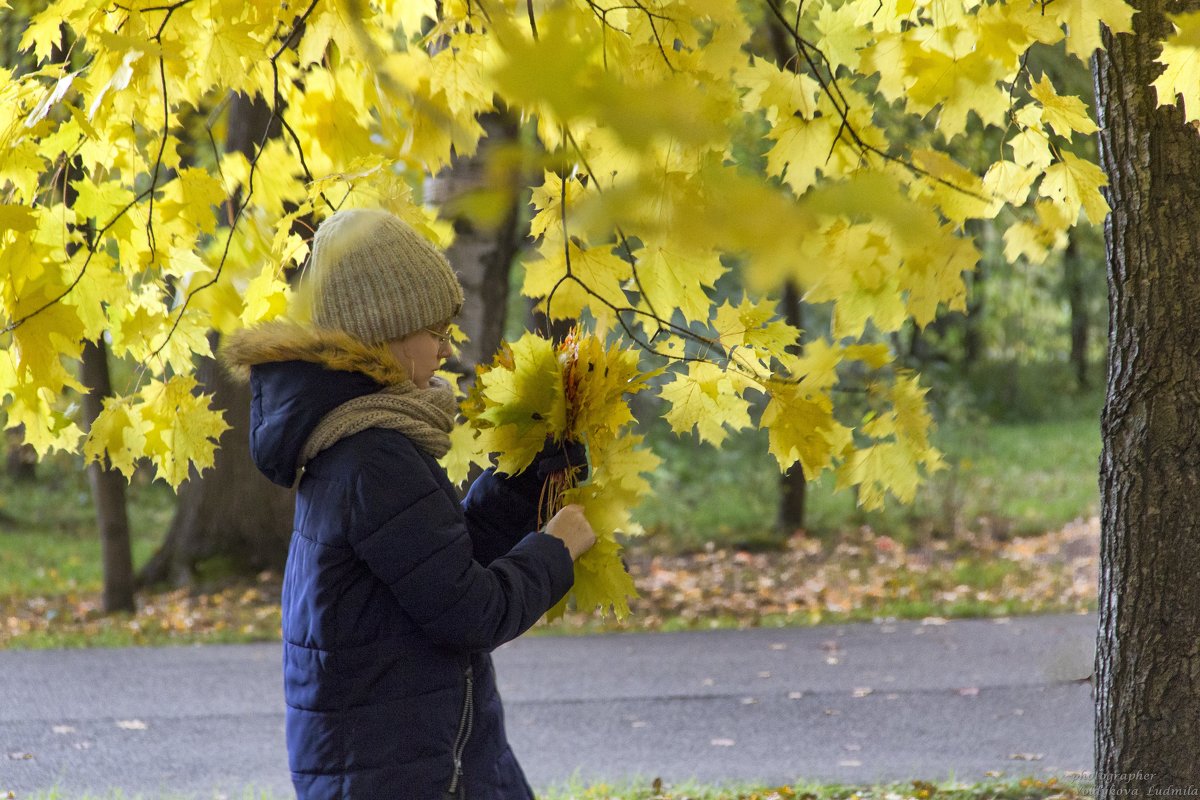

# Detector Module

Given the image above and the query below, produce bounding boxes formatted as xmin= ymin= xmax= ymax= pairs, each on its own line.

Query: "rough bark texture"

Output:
xmin=424 ymin=113 xmax=525 ymax=380
xmin=1094 ymin=1 xmax=1200 ymax=792
xmin=139 ymin=93 xmax=293 ymax=587
xmin=79 ymin=339 xmax=135 ymax=613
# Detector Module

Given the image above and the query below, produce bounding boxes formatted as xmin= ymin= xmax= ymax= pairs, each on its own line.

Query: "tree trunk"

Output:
xmin=424 ymin=113 xmax=526 ymax=379
xmin=777 ymin=280 xmax=806 ymax=534
xmin=139 ymin=93 xmax=293 ymax=587
xmin=5 ymin=427 xmax=37 ymax=481
xmin=79 ymin=339 xmax=135 ymax=613
xmin=1094 ymin=1 xmax=1200 ymax=791
xmin=1064 ymin=235 xmax=1091 ymax=391
xmin=962 ymin=232 xmax=987 ymax=369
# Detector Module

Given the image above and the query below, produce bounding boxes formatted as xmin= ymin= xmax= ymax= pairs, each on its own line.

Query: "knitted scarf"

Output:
xmin=298 ymin=376 xmax=458 ymax=469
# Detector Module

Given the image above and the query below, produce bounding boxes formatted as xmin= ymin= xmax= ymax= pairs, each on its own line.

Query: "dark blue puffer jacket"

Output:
xmin=223 ymin=323 xmax=575 ymax=800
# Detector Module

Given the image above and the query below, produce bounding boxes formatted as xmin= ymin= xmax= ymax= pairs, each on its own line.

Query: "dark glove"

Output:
xmin=534 ymin=438 xmax=590 ymax=482
xmin=495 ymin=437 xmax=590 ymax=504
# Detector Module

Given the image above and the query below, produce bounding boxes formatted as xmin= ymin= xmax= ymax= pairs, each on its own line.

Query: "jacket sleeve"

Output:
xmin=462 ymin=468 xmax=542 ymax=568
xmin=462 ymin=439 xmax=589 ymax=567
xmin=347 ymin=433 xmax=574 ymax=653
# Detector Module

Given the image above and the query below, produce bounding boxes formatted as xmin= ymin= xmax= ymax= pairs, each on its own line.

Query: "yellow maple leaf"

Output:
xmin=659 ymin=361 xmax=752 ymax=447
xmin=735 ymin=56 xmax=821 ymax=120
xmin=765 ymin=112 xmax=844 ymax=195
xmin=440 ymin=424 xmax=489 ymax=487
xmin=240 ymin=265 xmax=290 ymax=327
xmin=156 ymin=167 xmax=227 ymax=237
xmin=901 ymin=227 xmax=976 ymax=327
xmin=139 ymin=376 xmax=229 ymax=489
xmin=785 ymin=338 xmax=843 ymax=394
xmin=1052 ymin=0 xmax=1136 ymax=60
xmin=1040 ymin=152 xmax=1110 ymax=224
xmin=815 ymin=1 xmax=872 ymax=72
xmin=83 ymin=397 xmax=151 ymax=479
xmin=1153 ymin=11 xmax=1200 ymax=123
xmin=636 ymin=245 xmax=725 ymax=324
xmin=476 ymin=333 xmax=566 ymax=476
xmin=528 ymin=172 xmax=586 ymax=241
xmin=566 ymin=336 xmax=651 ymax=439
xmin=983 ymin=160 xmax=1038 ymax=207
xmin=760 ymin=383 xmax=848 ymax=477
xmin=522 ymin=237 xmax=631 ymax=323
xmin=489 ymin=5 xmax=598 ymax=121
xmin=837 ymin=440 xmax=925 ymax=509
xmin=1007 ymin=122 xmax=1054 ymax=172
xmin=712 ymin=297 xmax=800 ymax=359
xmin=910 ymin=149 xmax=992 ymax=223
xmin=1002 ymin=200 xmax=1073 ymax=265
xmin=1029 ymin=74 xmax=1099 ymax=139
xmin=70 ymin=178 xmax=134 ymax=227
xmin=903 ymin=42 xmax=1008 ymax=138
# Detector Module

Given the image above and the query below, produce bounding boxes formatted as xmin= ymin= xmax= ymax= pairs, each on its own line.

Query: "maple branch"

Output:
xmin=763 ymin=0 xmax=991 ymax=204
xmin=3 ymin=10 xmax=186 ymax=335
xmin=144 ymin=73 xmax=318 ymax=366
xmin=561 ymin=128 xmax=667 ymax=337
xmin=527 ymin=0 xmax=538 ymax=40
xmin=272 ymin=0 xmax=320 ymax=61
xmin=1 ymin=183 xmax=157 ymax=335
xmin=144 ymin=53 xmax=170 ymax=262
xmin=141 ymin=0 xmax=325 ymax=368
xmin=583 ymin=0 xmax=676 ymax=71
xmin=141 ymin=0 xmax=192 ymax=267
xmin=633 ymin=0 xmax=677 ymax=73
xmin=543 ymin=163 xmax=785 ymax=386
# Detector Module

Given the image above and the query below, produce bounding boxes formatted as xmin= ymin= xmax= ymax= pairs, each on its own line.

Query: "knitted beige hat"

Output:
xmin=305 ymin=209 xmax=464 ymax=344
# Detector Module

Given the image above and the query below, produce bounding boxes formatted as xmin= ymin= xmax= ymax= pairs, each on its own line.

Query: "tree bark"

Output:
xmin=424 ymin=113 xmax=527 ymax=379
xmin=79 ymin=339 xmax=135 ymax=613
xmin=1094 ymin=1 xmax=1200 ymax=792
xmin=139 ymin=93 xmax=293 ymax=587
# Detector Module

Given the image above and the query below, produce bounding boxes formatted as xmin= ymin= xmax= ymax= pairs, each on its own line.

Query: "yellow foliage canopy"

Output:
xmin=2 ymin=0 xmax=1181 ymax=613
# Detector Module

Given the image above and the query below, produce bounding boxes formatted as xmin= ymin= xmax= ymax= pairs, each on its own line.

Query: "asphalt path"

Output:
xmin=0 ymin=613 xmax=1096 ymax=798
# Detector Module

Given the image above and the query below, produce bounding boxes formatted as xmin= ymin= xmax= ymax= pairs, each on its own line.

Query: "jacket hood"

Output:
xmin=221 ymin=322 xmax=410 ymax=487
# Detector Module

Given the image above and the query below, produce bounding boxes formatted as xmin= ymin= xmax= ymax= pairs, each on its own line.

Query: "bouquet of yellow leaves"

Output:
xmin=443 ymin=330 xmax=661 ymax=621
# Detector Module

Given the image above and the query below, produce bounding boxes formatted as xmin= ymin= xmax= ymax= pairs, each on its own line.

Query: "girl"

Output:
xmin=224 ymin=208 xmax=596 ymax=799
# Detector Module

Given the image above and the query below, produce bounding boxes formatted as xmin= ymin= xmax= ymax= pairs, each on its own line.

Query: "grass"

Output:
xmin=0 ymin=460 xmax=173 ymax=598
xmin=633 ymin=399 xmax=1101 ymax=552
xmin=9 ymin=776 xmax=1094 ymax=800
xmin=0 ymin=362 xmax=1102 ymax=649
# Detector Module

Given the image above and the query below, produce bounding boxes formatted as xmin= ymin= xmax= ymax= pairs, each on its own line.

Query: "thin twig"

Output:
xmin=764 ymin=0 xmax=991 ymax=203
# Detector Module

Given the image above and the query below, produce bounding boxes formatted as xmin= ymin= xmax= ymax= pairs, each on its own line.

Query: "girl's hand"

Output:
xmin=544 ymin=504 xmax=596 ymax=561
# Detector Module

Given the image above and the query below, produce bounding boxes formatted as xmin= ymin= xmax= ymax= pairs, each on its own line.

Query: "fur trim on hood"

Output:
xmin=220 ymin=321 xmax=409 ymax=386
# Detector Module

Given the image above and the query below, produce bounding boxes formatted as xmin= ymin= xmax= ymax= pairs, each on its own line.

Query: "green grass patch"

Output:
xmin=0 ymin=463 xmax=173 ymax=598
xmin=634 ymin=362 xmax=1102 ymax=551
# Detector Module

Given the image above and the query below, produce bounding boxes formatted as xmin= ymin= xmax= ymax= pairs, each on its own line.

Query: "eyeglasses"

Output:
xmin=424 ymin=327 xmax=453 ymax=345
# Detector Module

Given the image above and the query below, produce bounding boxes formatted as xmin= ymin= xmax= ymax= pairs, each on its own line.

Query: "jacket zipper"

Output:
xmin=446 ymin=664 xmax=474 ymax=799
